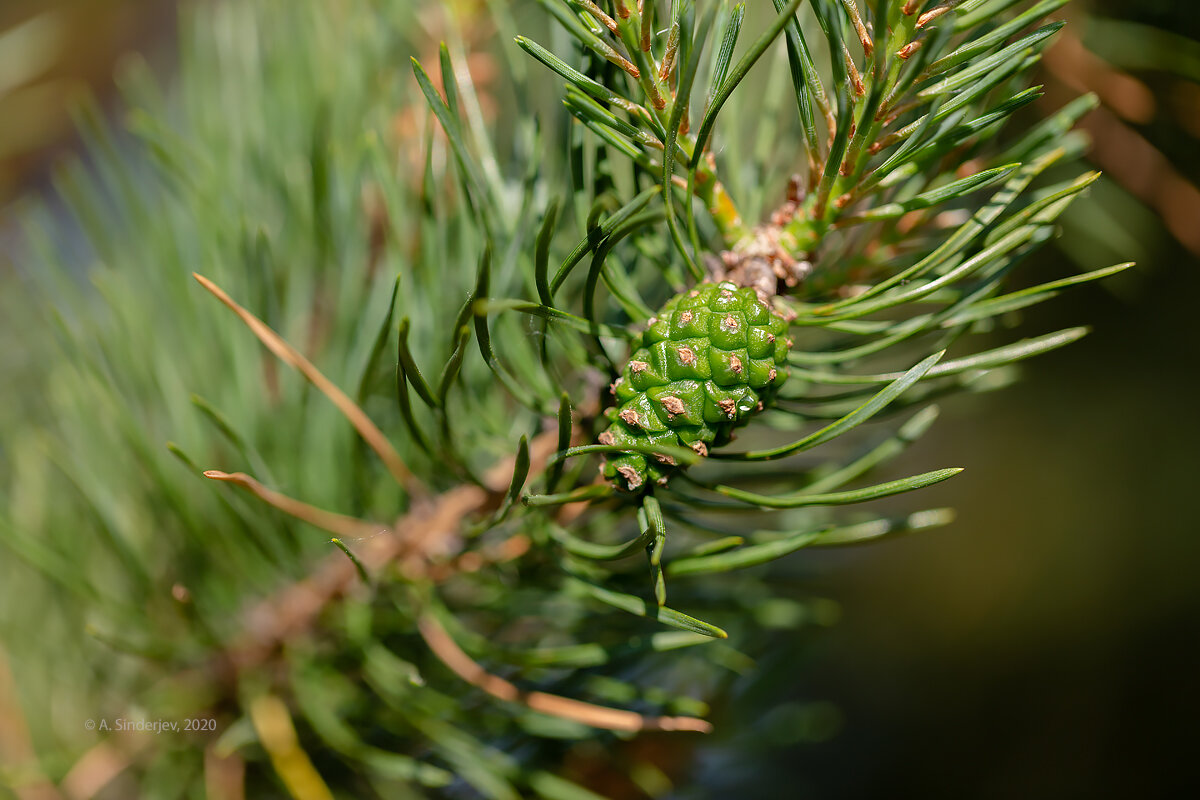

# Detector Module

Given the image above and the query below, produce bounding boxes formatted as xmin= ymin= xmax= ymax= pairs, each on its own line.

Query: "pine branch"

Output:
xmin=0 ymin=0 xmax=1136 ymax=795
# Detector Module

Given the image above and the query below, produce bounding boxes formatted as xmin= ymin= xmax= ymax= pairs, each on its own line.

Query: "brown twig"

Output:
xmin=1076 ymin=106 xmax=1200 ymax=256
xmin=225 ymin=481 xmax=488 ymax=672
xmin=417 ymin=613 xmax=712 ymax=733
xmin=223 ymin=428 xmax=564 ymax=672
xmin=1040 ymin=30 xmax=1200 ymax=256
xmin=1042 ymin=28 xmax=1155 ymax=125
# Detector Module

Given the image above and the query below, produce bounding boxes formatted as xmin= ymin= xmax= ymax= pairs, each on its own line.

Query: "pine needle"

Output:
xmin=192 ymin=273 xmax=422 ymax=496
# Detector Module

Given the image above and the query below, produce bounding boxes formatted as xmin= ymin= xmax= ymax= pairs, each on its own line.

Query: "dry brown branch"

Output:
xmin=1041 ymin=30 xmax=1200 ymax=256
xmin=226 ymin=481 xmax=488 ymax=671
xmin=429 ymin=533 xmax=532 ymax=580
xmin=417 ymin=613 xmax=712 ymax=733
xmin=213 ymin=427 xmax=705 ymax=736
xmin=1077 ymin=106 xmax=1200 ymax=256
xmin=223 ymin=428 xmax=565 ymax=672
xmin=192 ymin=273 xmax=422 ymax=496
xmin=1043 ymin=29 xmax=1156 ymax=125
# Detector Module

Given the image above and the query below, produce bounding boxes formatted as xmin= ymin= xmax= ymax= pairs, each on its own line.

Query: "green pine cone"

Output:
xmin=600 ymin=280 xmax=793 ymax=491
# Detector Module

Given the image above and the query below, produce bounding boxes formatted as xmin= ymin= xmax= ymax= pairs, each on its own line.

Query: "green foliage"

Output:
xmin=0 ymin=0 xmax=1129 ymax=797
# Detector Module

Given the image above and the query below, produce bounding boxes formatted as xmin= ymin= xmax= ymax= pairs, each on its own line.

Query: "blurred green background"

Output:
xmin=2 ymin=0 xmax=1197 ymax=797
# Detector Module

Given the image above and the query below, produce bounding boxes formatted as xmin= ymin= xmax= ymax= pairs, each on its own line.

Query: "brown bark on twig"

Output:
xmin=1041 ymin=30 xmax=1200 ymax=256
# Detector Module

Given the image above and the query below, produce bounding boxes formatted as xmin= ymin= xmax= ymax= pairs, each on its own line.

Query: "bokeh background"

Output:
xmin=2 ymin=0 xmax=1197 ymax=797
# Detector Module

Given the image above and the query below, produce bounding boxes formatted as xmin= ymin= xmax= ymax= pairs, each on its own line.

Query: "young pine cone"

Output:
xmin=600 ymin=281 xmax=793 ymax=491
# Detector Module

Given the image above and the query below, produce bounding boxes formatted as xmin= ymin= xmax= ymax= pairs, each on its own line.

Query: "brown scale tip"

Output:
xmin=609 ymin=377 xmax=623 ymax=396
xmin=598 ymin=431 xmax=616 ymax=446
xmin=617 ymin=465 xmax=643 ymax=489
xmin=679 ymin=310 xmax=693 ymax=324
xmin=718 ymin=398 xmax=737 ymax=418
xmin=768 ymin=367 xmax=777 ymax=382
xmin=630 ymin=360 xmax=649 ymax=374
xmin=677 ymin=347 xmax=696 ymax=366
xmin=660 ymin=395 xmax=686 ymax=418
xmin=619 ymin=408 xmax=642 ymax=428
xmin=730 ymin=355 xmax=743 ymax=374
xmin=721 ymin=314 xmax=739 ymax=332
xmin=689 ymin=441 xmax=708 ymax=457
xmin=654 ymin=454 xmax=678 ymax=466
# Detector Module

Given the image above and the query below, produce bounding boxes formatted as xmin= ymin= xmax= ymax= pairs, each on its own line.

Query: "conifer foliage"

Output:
xmin=0 ymin=0 xmax=1128 ymax=797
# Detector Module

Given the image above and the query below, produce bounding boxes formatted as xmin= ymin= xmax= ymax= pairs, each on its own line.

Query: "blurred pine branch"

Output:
xmin=0 ymin=0 xmax=1134 ymax=797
